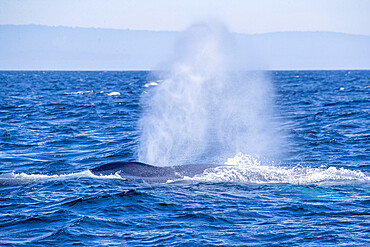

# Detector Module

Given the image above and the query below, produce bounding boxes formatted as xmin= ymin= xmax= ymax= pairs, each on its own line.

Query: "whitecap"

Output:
xmin=107 ymin=92 xmax=120 ymax=96
xmin=64 ymin=91 xmax=93 ymax=95
xmin=0 ymin=170 xmax=125 ymax=186
xmin=144 ymin=82 xmax=159 ymax=87
xmin=188 ymin=153 xmax=369 ymax=185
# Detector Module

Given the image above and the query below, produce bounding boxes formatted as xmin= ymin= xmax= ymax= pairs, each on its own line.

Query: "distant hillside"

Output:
xmin=0 ymin=25 xmax=369 ymax=70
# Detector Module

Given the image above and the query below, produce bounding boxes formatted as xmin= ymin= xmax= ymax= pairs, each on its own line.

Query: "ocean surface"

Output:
xmin=0 ymin=70 xmax=369 ymax=246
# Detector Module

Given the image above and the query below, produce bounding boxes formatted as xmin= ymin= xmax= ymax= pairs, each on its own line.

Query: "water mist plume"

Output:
xmin=138 ymin=22 xmax=282 ymax=166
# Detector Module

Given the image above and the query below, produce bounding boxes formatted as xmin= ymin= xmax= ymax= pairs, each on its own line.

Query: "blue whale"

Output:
xmin=89 ymin=161 xmax=219 ymax=182
xmin=0 ymin=162 xmax=220 ymax=186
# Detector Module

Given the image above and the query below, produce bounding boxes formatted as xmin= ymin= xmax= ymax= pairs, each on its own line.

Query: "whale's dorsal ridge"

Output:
xmin=90 ymin=161 xmax=176 ymax=178
xmin=90 ymin=161 xmax=149 ymax=174
xmin=89 ymin=161 xmax=220 ymax=181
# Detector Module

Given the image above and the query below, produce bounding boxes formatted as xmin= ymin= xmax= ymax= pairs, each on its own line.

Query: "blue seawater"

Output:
xmin=0 ymin=70 xmax=369 ymax=246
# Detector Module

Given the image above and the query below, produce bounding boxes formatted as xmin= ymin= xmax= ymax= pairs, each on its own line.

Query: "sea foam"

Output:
xmin=189 ymin=153 xmax=369 ymax=185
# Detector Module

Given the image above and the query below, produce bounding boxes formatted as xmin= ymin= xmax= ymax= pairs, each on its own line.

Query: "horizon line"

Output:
xmin=1 ymin=69 xmax=369 ymax=72
xmin=1 ymin=23 xmax=369 ymax=37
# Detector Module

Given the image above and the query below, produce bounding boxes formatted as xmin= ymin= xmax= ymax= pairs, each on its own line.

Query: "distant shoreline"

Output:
xmin=1 ymin=25 xmax=369 ymax=70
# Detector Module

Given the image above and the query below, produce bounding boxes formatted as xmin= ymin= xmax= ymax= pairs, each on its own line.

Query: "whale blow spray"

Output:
xmin=138 ymin=23 xmax=281 ymax=166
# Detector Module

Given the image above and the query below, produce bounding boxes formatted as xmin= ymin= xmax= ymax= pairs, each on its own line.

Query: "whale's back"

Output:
xmin=90 ymin=161 xmax=219 ymax=181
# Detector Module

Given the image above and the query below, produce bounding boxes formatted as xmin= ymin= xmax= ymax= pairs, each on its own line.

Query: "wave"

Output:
xmin=144 ymin=81 xmax=161 ymax=88
xmin=187 ymin=153 xmax=369 ymax=185
xmin=0 ymin=170 xmax=123 ymax=186
xmin=63 ymin=91 xmax=120 ymax=96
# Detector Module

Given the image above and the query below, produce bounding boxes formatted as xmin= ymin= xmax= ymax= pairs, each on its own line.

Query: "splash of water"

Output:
xmin=188 ymin=153 xmax=369 ymax=185
xmin=0 ymin=170 xmax=124 ymax=186
xmin=138 ymin=22 xmax=282 ymax=166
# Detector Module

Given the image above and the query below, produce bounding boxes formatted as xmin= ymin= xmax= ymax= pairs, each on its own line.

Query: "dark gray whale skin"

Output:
xmin=89 ymin=161 xmax=219 ymax=182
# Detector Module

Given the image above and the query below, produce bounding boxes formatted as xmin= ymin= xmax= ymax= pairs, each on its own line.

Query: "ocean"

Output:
xmin=0 ymin=70 xmax=369 ymax=246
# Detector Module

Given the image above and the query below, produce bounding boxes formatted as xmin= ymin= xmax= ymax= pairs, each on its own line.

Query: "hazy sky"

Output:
xmin=0 ymin=0 xmax=369 ymax=35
